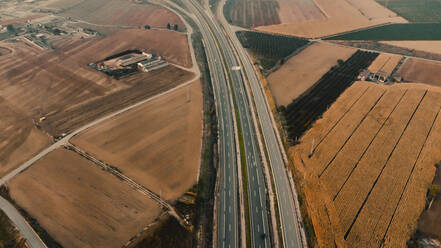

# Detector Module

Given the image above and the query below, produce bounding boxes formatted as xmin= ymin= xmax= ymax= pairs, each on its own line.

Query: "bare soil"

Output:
xmin=289 ymin=82 xmax=441 ymax=247
xmin=0 ymin=29 xmax=193 ymax=137
xmin=53 ymin=0 xmax=184 ymax=29
xmin=72 ymin=81 xmax=203 ymax=201
xmin=397 ymin=58 xmax=441 ymax=87
xmin=380 ymin=41 xmax=441 ymax=55
xmin=256 ymin=0 xmax=407 ymax=38
xmin=7 ymin=148 xmax=162 ymax=248
xmin=267 ymin=42 xmax=356 ymax=106
xmin=277 ymin=0 xmax=326 ymax=24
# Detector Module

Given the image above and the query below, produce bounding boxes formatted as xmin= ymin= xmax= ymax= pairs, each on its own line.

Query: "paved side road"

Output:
xmin=0 ymin=197 xmax=47 ymax=248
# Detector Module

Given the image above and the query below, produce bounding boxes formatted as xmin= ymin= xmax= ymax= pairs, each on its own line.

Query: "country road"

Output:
xmin=0 ymin=197 xmax=47 ymax=248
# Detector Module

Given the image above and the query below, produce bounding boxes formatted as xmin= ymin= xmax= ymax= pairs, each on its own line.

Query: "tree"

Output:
xmin=6 ymin=24 xmax=15 ymax=33
xmin=144 ymin=25 xmax=151 ymax=29
xmin=167 ymin=23 xmax=171 ymax=29
xmin=429 ymin=184 xmax=440 ymax=198
xmin=174 ymin=24 xmax=178 ymax=31
xmin=337 ymin=59 xmax=344 ymax=66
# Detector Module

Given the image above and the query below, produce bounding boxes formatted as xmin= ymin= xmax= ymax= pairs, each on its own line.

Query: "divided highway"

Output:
xmin=178 ymin=0 xmax=306 ymax=247
xmin=179 ymin=0 xmax=271 ymax=246
xmin=218 ymin=12 xmax=305 ymax=248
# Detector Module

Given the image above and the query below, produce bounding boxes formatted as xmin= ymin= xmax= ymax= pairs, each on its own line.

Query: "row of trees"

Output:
xmin=281 ymin=50 xmax=379 ymax=143
xmin=144 ymin=23 xmax=179 ymax=31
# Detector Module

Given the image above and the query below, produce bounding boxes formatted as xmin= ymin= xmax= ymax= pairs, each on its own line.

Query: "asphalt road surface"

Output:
xmin=0 ymin=197 xmax=47 ymax=248
xmin=180 ymin=0 xmax=273 ymax=247
xmin=218 ymin=8 xmax=305 ymax=248
xmin=181 ymin=0 xmax=305 ymax=247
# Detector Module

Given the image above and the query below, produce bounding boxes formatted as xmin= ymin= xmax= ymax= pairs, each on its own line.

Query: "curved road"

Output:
xmin=0 ymin=197 xmax=47 ymax=248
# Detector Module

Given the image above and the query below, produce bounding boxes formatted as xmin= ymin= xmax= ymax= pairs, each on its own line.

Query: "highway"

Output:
xmin=178 ymin=0 xmax=273 ymax=247
xmin=178 ymin=0 xmax=306 ymax=247
xmin=217 ymin=6 xmax=306 ymax=248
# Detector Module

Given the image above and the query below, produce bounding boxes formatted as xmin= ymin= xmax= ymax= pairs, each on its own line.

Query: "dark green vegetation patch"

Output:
xmin=236 ymin=31 xmax=309 ymax=70
xmin=281 ymin=50 xmax=378 ymax=142
xmin=327 ymin=24 xmax=441 ymax=41
xmin=376 ymin=0 xmax=441 ymax=23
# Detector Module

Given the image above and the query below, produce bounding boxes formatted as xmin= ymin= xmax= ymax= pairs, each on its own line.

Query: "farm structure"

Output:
xmin=289 ymin=81 xmax=441 ymax=247
xmin=91 ymin=50 xmax=169 ymax=79
xmin=7 ymin=148 xmax=163 ymax=248
xmin=282 ymin=50 xmax=379 ymax=142
xmin=365 ymin=53 xmax=402 ymax=83
xmin=267 ymin=42 xmax=356 ymax=106
xmin=396 ymin=58 xmax=441 ymax=87
xmin=256 ymin=0 xmax=406 ymax=38
xmin=71 ymin=81 xmax=203 ymax=201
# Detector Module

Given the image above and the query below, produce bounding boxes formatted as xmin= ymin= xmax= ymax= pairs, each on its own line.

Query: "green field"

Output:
xmin=327 ymin=24 xmax=441 ymax=40
xmin=376 ymin=0 xmax=441 ymax=22
xmin=236 ymin=31 xmax=309 ymax=70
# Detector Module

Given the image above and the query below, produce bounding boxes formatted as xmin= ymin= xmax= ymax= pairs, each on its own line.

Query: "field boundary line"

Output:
xmin=318 ymin=89 xmax=387 ymax=177
xmin=378 ymin=104 xmax=441 ymax=248
xmin=310 ymin=85 xmax=370 ymax=156
xmin=344 ymin=90 xmax=428 ymax=239
xmin=333 ymin=89 xmax=408 ymax=200
xmin=66 ymin=145 xmax=186 ymax=226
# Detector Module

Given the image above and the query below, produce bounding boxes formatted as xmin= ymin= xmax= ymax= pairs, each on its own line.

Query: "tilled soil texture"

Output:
xmin=51 ymin=0 xmax=184 ymax=30
xmin=256 ymin=0 xmax=407 ymax=38
xmin=397 ymin=58 xmax=441 ymax=87
xmin=0 ymin=29 xmax=193 ymax=138
xmin=290 ymin=82 xmax=441 ymax=247
xmin=72 ymin=81 xmax=203 ymax=201
xmin=267 ymin=42 xmax=356 ymax=106
xmin=7 ymin=148 xmax=162 ymax=248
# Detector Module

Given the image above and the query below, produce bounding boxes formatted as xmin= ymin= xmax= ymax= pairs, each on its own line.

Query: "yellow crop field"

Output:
xmin=289 ymin=81 xmax=441 ymax=247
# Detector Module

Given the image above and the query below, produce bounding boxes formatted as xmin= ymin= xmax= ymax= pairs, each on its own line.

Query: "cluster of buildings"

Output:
xmin=93 ymin=51 xmax=169 ymax=78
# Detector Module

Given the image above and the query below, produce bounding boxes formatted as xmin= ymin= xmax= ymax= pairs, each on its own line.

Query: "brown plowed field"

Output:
xmin=289 ymin=82 xmax=441 ymax=247
xmin=72 ymin=81 xmax=202 ymax=201
xmin=8 ymin=148 xmax=162 ymax=248
xmin=277 ymin=0 xmax=326 ymax=24
xmin=367 ymin=53 xmax=402 ymax=74
xmin=397 ymin=58 xmax=441 ymax=87
xmin=267 ymin=42 xmax=356 ymax=106
xmin=256 ymin=0 xmax=407 ymax=38
xmin=0 ymin=97 xmax=50 ymax=177
xmin=0 ymin=29 xmax=192 ymax=137
xmin=53 ymin=0 xmax=183 ymax=29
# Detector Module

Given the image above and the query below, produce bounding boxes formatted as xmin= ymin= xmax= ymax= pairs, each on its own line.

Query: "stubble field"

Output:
xmin=7 ymin=148 xmax=162 ymax=248
xmin=267 ymin=42 xmax=356 ymax=106
xmin=72 ymin=81 xmax=203 ymax=201
xmin=397 ymin=58 xmax=441 ymax=87
xmin=367 ymin=53 xmax=402 ymax=74
xmin=256 ymin=0 xmax=406 ymax=38
xmin=290 ymin=82 xmax=441 ymax=247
